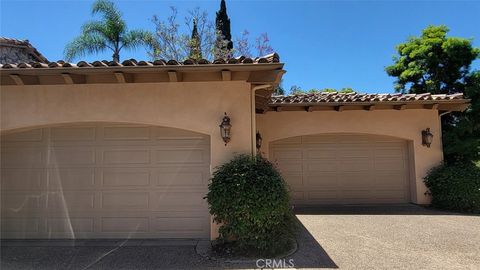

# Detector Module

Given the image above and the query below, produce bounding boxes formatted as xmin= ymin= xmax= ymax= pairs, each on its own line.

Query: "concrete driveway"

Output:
xmin=1 ymin=205 xmax=479 ymax=269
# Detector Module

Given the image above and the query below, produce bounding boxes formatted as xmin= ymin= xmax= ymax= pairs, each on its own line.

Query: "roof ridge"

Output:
xmin=0 ymin=52 xmax=281 ymax=69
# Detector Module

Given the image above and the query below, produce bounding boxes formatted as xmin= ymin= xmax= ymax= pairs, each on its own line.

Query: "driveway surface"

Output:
xmin=1 ymin=204 xmax=479 ymax=269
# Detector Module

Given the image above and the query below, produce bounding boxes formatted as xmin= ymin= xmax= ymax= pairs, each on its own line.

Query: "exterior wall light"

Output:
xmin=422 ymin=128 xmax=434 ymax=148
xmin=256 ymin=131 xmax=263 ymax=151
xmin=219 ymin=112 xmax=231 ymax=146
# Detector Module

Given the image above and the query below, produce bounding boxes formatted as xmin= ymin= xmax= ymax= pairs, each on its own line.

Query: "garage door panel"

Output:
xmin=283 ymin=174 xmax=303 ymax=189
xmin=302 ymin=134 xmax=338 ymax=144
xmin=101 ymin=217 xmax=149 ymax=233
xmin=305 ymin=161 xmax=337 ymax=172
xmin=156 ymin=171 xmax=205 ymax=187
xmin=272 ymin=134 xmax=410 ymax=205
xmin=375 ymin=159 xmax=406 ymax=171
xmin=156 ymin=149 xmax=206 ymax=164
xmin=154 ymin=217 xmax=206 ymax=232
xmin=1 ymin=218 xmax=41 ymax=233
xmin=103 ymin=149 xmax=150 ymax=165
xmin=338 ymin=148 xmax=372 ymax=158
xmin=1 ymin=129 xmax=44 ymax=142
xmin=51 ymin=126 xmax=97 ymax=141
xmin=47 ymin=192 xmax=95 ymax=209
xmin=305 ymin=173 xmax=338 ymax=188
xmin=339 ymin=173 xmax=374 ymax=187
xmin=277 ymin=161 xmax=302 ymax=173
xmin=1 ymin=149 xmax=45 ymax=167
xmin=374 ymin=173 xmax=406 ymax=187
xmin=154 ymin=192 xmax=206 ymax=209
xmin=307 ymin=191 xmax=340 ymax=203
xmin=2 ymin=193 xmax=43 ymax=210
xmin=305 ymin=148 xmax=336 ymax=159
xmin=339 ymin=159 xmax=373 ymax=171
xmin=1 ymin=169 xmax=46 ymax=190
xmin=102 ymin=169 xmax=150 ymax=187
xmin=1 ymin=124 xmax=211 ymax=239
xmin=103 ymin=126 xmax=151 ymax=141
xmin=49 ymin=169 xmax=96 ymax=189
xmin=374 ymin=147 xmax=405 ymax=157
xmin=272 ymin=149 xmax=302 ymax=160
xmin=101 ymin=192 xmax=149 ymax=209
xmin=47 ymin=217 xmax=95 ymax=233
xmin=272 ymin=136 xmax=302 ymax=145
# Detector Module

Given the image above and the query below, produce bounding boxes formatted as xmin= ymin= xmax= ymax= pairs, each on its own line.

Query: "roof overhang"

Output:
xmin=0 ymin=63 xmax=284 ymax=83
xmin=265 ymin=93 xmax=470 ymax=113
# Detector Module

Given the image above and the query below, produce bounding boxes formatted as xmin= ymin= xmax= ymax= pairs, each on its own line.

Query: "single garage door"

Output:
xmin=1 ymin=123 xmax=210 ymax=239
xmin=271 ymin=134 xmax=410 ymax=205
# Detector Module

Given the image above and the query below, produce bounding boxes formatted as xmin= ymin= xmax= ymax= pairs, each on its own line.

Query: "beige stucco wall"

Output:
xmin=257 ymin=109 xmax=443 ymax=205
xmin=1 ymin=81 xmax=255 ymax=239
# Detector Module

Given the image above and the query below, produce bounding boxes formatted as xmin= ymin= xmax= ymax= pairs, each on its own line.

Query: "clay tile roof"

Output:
xmin=270 ymin=92 xmax=468 ymax=105
xmin=0 ymin=53 xmax=281 ymax=70
xmin=0 ymin=37 xmax=49 ymax=64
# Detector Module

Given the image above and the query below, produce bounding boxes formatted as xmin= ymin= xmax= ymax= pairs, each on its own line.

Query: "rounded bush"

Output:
xmin=206 ymin=154 xmax=295 ymax=256
xmin=424 ymin=162 xmax=480 ymax=213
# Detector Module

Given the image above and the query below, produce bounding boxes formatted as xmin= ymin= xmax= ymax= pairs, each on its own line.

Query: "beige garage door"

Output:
xmin=271 ymin=134 xmax=410 ymax=205
xmin=1 ymin=124 xmax=210 ymax=239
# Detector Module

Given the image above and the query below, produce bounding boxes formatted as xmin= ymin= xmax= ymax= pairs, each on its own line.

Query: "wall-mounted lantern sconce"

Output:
xmin=422 ymin=128 xmax=434 ymax=148
xmin=256 ymin=131 xmax=263 ymax=151
xmin=219 ymin=112 xmax=231 ymax=146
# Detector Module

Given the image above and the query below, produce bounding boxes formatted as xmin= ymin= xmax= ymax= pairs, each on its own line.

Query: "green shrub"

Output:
xmin=206 ymin=154 xmax=295 ymax=256
xmin=424 ymin=162 xmax=480 ymax=213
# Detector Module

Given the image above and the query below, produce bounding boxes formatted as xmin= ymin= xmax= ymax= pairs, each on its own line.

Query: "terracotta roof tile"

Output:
xmin=0 ymin=37 xmax=49 ymax=63
xmin=270 ymin=92 xmax=467 ymax=105
xmin=0 ymin=53 xmax=281 ymax=71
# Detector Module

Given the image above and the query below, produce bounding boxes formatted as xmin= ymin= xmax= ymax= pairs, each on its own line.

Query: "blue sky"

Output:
xmin=1 ymin=0 xmax=479 ymax=93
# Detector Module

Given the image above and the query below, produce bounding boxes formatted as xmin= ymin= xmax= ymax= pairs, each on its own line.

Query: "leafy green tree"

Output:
xmin=339 ymin=87 xmax=355 ymax=93
xmin=273 ymin=79 xmax=285 ymax=95
xmin=386 ymin=25 xmax=479 ymax=94
xmin=289 ymin=85 xmax=303 ymax=95
xmin=64 ymin=0 xmax=154 ymax=62
xmin=386 ymin=25 xmax=480 ymax=163
xmin=443 ymin=71 xmax=480 ymax=162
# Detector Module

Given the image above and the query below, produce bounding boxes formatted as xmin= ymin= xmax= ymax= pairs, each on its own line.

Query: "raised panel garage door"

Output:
xmin=1 ymin=124 xmax=210 ymax=239
xmin=271 ymin=134 xmax=410 ymax=205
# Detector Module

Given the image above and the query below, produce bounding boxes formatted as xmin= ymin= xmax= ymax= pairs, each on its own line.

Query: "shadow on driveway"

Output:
xmin=1 ymin=220 xmax=338 ymax=270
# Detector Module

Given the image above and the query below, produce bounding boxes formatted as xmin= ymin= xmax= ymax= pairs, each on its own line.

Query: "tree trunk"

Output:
xmin=112 ymin=51 xmax=120 ymax=62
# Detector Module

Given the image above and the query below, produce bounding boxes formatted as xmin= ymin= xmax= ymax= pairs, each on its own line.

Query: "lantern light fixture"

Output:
xmin=256 ymin=131 xmax=263 ymax=151
xmin=219 ymin=112 xmax=231 ymax=146
xmin=422 ymin=128 xmax=434 ymax=148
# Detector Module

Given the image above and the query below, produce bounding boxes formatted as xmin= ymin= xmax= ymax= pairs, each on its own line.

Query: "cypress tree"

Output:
xmin=189 ymin=19 xmax=202 ymax=60
xmin=214 ymin=0 xmax=233 ymax=59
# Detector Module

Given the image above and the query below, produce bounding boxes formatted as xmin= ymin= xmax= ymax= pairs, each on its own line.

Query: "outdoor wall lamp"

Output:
xmin=219 ymin=112 xmax=231 ymax=146
xmin=256 ymin=131 xmax=263 ymax=151
xmin=422 ymin=128 xmax=434 ymax=148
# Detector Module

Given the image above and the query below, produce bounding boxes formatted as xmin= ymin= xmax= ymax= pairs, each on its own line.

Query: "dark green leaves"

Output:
xmin=206 ymin=154 xmax=295 ymax=256
xmin=424 ymin=162 xmax=480 ymax=213
xmin=386 ymin=25 xmax=479 ymax=94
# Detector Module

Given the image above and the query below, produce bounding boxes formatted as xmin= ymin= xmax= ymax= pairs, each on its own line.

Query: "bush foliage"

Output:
xmin=424 ymin=162 xmax=480 ymax=213
xmin=206 ymin=154 xmax=295 ymax=256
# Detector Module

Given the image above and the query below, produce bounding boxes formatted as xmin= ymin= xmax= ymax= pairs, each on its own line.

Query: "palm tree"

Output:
xmin=64 ymin=0 xmax=154 ymax=62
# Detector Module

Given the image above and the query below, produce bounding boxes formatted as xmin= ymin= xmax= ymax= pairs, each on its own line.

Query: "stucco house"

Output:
xmin=0 ymin=52 xmax=470 ymax=240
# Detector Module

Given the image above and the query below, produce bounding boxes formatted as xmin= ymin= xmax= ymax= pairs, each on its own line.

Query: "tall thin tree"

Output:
xmin=214 ymin=0 xmax=233 ymax=59
xmin=189 ymin=19 xmax=202 ymax=60
xmin=64 ymin=0 xmax=154 ymax=62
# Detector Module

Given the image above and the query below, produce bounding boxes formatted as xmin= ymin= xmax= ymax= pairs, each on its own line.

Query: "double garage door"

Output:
xmin=1 ymin=124 xmax=210 ymax=239
xmin=271 ymin=134 xmax=410 ymax=205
